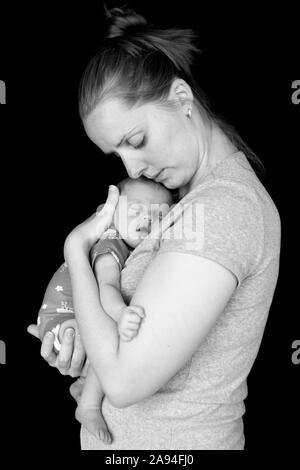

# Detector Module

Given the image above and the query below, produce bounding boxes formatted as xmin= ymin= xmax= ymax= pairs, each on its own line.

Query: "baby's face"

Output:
xmin=114 ymin=181 xmax=172 ymax=248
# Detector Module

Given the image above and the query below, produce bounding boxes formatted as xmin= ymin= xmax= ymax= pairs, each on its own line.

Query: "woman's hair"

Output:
xmin=78 ymin=4 xmax=265 ymax=175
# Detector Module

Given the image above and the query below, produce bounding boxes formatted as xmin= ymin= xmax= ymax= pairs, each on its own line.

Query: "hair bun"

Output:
xmin=104 ymin=5 xmax=147 ymax=39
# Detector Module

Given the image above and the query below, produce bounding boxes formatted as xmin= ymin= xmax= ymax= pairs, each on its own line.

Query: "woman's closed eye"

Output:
xmin=128 ymin=135 xmax=146 ymax=149
xmin=111 ymin=135 xmax=146 ymax=157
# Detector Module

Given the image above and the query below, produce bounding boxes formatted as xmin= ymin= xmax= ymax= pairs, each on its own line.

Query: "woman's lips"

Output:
xmin=143 ymin=170 xmax=165 ymax=182
xmin=144 ymin=171 xmax=161 ymax=179
xmin=155 ymin=170 xmax=164 ymax=182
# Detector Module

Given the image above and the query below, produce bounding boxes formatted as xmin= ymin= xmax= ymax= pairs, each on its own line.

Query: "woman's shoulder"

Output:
xmin=182 ymin=152 xmax=280 ymax=230
xmin=156 ymin=155 xmax=281 ymax=282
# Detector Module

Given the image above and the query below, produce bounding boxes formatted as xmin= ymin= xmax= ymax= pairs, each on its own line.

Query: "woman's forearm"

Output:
xmin=66 ymin=243 xmax=123 ymax=402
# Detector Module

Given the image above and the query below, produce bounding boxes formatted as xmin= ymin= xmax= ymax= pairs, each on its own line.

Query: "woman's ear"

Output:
xmin=168 ymin=78 xmax=194 ymax=112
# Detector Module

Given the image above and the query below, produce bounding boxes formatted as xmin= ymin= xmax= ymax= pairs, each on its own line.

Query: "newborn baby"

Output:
xmin=37 ymin=176 xmax=173 ymax=443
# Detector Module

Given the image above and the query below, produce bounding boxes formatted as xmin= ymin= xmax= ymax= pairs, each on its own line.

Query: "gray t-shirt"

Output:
xmin=81 ymin=151 xmax=281 ymax=450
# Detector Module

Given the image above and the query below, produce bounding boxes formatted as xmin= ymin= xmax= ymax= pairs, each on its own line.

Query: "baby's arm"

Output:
xmin=94 ymin=253 xmax=126 ymax=323
xmin=94 ymin=253 xmax=145 ymax=341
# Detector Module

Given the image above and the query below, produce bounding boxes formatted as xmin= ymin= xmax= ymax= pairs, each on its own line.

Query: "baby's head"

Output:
xmin=113 ymin=177 xmax=173 ymax=248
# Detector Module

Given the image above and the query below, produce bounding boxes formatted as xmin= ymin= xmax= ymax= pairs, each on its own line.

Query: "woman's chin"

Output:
xmin=125 ymin=236 xmax=143 ymax=248
xmin=162 ymin=179 xmax=177 ymax=189
xmin=159 ymin=173 xmax=181 ymax=189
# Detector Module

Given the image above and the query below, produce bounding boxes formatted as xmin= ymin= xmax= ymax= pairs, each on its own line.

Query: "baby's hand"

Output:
xmin=118 ymin=305 xmax=145 ymax=342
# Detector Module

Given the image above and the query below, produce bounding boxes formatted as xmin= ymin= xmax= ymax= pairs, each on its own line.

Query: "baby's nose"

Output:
xmin=138 ymin=214 xmax=152 ymax=233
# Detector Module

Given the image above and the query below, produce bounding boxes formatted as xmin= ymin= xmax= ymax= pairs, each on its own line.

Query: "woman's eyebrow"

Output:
xmin=103 ymin=131 xmax=140 ymax=154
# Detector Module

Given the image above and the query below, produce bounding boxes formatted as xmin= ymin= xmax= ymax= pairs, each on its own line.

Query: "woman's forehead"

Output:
xmin=85 ymin=99 xmax=148 ymax=149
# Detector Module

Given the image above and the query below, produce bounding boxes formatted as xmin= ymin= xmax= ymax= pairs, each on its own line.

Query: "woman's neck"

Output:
xmin=179 ymin=122 xmax=238 ymax=199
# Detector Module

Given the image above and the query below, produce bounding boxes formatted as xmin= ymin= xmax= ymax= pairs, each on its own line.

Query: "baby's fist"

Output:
xmin=118 ymin=305 xmax=145 ymax=342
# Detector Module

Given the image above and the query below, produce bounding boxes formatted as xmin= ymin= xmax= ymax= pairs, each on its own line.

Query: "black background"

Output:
xmin=0 ymin=0 xmax=299 ymax=454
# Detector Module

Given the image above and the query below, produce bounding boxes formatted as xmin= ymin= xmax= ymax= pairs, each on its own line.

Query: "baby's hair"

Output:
xmin=78 ymin=3 xmax=265 ymax=176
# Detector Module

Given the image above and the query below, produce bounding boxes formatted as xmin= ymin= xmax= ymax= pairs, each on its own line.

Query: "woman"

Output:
xmin=28 ymin=6 xmax=281 ymax=449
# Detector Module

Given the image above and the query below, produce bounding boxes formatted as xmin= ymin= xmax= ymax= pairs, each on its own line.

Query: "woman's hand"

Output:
xmin=64 ymin=185 xmax=120 ymax=257
xmin=27 ymin=320 xmax=88 ymax=378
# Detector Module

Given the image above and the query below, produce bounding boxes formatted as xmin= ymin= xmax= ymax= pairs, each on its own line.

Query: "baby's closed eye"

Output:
xmin=128 ymin=204 xmax=142 ymax=216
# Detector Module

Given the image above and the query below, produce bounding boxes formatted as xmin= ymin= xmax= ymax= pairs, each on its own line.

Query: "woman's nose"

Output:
xmin=128 ymin=167 xmax=144 ymax=179
xmin=120 ymin=154 xmax=146 ymax=179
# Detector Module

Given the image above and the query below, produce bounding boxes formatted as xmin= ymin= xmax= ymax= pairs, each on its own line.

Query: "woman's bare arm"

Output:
xmin=27 ymin=186 xmax=120 ymax=377
xmin=65 ymin=237 xmax=237 ymax=408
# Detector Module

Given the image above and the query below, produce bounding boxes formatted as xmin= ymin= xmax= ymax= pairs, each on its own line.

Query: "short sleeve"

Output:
xmin=90 ymin=236 xmax=131 ymax=271
xmin=158 ymin=183 xmax=264 ymax=287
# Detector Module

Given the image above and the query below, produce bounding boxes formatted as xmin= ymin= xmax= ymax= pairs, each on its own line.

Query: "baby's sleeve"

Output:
xmin=90 ymin=237 xmax=131 ymax=272
xmin=37 ymin=262 xmax=75 ymax=347
xmin=158 ymin=183 xmax=264 ymax=287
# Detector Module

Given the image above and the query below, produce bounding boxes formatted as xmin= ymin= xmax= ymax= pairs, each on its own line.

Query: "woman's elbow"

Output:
xmin=99 ymin=374 xmax=134 ymax=408
xmin=93 ymin=366 xmax=134 ymax=408
xmin=105 ymin=379 xmax=148 ymax=408
xmin=98 ymin=366 xmax=153 ymax=408
xmin=106 ymin=391 xmax=136 ymax=409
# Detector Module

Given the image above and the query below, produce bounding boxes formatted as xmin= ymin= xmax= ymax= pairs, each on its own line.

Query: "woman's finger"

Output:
xmin=104 ymin=185 xmax=119 ymax=212
xmin=58 ymin=319 xmax=78 ymax=343
xmin=96 ymin=186 xmax=119 ymax=228
xmin=69 ymin=330 xmax=86 ymax=377
xmin=27 ymin=324 xmax=40 ymax=339
xmin=81 ymin=358 xmax=90 ymax=378
xmin=95 ymin=203 xmax=105 ymax=214
xmin=40 ymin=331 xmax=57 ymax=365
xmin=57 ymin=328 xmax=75 ymax=373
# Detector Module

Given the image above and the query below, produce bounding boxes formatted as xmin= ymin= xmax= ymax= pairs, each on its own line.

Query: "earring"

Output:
xmin=187 ymin=108 xmax=192 ymax=119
